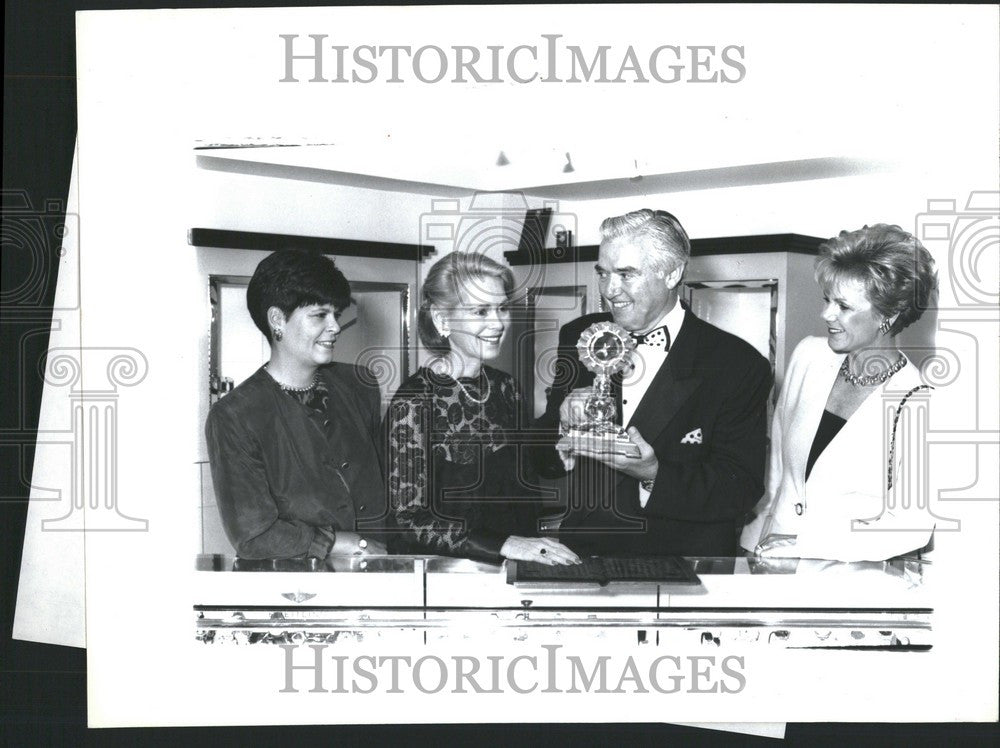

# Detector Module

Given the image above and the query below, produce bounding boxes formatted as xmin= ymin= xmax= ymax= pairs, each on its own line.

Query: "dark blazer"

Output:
xmin=534 ymin=307 xmax=772 ymax=557
xmin=205 ymin=363 xmax=389 ymax=560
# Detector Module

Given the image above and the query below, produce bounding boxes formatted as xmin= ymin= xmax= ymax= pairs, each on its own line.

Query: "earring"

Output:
xmin=273 ymin=328 xmax=284 ymax=341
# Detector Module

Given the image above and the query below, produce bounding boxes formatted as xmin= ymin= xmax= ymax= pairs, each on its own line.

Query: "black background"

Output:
xmin=2 ymin=1 xmax=996 ymax=744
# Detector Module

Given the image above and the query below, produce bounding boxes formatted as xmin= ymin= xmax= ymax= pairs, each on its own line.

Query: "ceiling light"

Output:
xmin=496 ymin=150 xmax=510 ymax=166
xmin=563 ymin=152 xmax=575 ymax=174
xmin=629 ymin=158 xmax=643 ymax=182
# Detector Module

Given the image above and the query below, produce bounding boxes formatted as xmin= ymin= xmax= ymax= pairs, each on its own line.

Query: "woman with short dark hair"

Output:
xmin=206 ymin=249 xmax=388 ymax=564
xmin=387 ymin=251 xmax=580 ymax=565
xmin=741 ymin=224 xmax=938 ymax=561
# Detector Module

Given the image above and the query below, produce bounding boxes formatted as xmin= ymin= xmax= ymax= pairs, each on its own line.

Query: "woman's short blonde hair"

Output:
xmin=815 ymin=223 xmax=937 ymax=335
xmin=417 ymin=252 xmax=514 ymax=353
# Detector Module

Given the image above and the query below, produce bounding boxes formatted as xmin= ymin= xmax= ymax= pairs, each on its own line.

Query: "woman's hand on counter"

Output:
xmin=501 ymin=536 xmax=582 ymax=566
xmin=329 ymin=531 xmax=387 ymax=557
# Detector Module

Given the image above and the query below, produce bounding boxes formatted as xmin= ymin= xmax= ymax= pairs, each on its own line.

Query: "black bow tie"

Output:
xmin=631 ymin=325 xmax=670 ymax=350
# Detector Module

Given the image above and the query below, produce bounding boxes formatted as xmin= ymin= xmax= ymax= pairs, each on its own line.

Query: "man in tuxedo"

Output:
xmin=535 ymin=209 xmax=772 ymax=556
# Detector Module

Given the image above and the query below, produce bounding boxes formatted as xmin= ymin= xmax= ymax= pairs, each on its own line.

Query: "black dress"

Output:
xmin=385 ymin=365 xmax=546 ymax=563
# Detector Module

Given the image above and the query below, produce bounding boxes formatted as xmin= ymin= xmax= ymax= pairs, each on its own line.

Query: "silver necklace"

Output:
xmin=839 ymin=354 xmax=906 ymax=387
xmin=455 ymin=374 xmax=491 ymax=405
xmin=265 ymin=364 xmax=318 ymax=393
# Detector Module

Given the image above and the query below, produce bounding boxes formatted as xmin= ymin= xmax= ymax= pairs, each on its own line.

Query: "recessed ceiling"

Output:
xmin=194 ymin=141 xmax=886 ymax=200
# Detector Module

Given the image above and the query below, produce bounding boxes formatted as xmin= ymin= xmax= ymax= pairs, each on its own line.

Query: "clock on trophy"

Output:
xmin=557 ymin=321 xmax=640 ymax=458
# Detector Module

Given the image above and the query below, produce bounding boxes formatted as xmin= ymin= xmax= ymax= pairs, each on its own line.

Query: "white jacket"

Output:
xmin=740 ymin=337 xmax=935 ymax=561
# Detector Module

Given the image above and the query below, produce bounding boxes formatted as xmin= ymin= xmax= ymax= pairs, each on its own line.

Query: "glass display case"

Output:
xmin=194 ymin=553 xmax=932 ymax=649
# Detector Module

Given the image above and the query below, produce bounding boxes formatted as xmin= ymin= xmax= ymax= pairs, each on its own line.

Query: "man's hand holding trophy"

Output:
xmin=556 ymin=321 xmax=643 ymax=470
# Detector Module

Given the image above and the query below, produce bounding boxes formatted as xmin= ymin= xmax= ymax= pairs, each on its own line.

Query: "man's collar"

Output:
xmin=638 ymin=299 xmax=686 ymax=345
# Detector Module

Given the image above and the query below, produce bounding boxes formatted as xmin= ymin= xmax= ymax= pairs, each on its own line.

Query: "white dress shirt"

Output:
xmin=621 ymin=302 xmax=686 ymax=508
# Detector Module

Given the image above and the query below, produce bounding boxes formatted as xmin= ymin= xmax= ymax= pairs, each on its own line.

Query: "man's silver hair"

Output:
xmin=600 ymin=209 xmax=691 ymax=275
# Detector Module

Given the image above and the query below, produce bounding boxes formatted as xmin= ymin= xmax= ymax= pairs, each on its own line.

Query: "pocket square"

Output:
xmin=680 ymin=428 xmax=703 ymax=445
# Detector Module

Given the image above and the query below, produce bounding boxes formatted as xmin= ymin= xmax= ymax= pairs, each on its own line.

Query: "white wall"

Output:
xmin=555 ymin=168 xmax=970 ymax=245
xmin=191 ymin=165 xmax=438 ymax=245
xmin=190 ymin=166 xmax=554 ymax=258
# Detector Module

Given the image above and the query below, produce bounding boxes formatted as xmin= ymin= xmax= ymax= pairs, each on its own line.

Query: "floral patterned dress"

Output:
xmin=385 ymin=365 xmax=547 ymax=563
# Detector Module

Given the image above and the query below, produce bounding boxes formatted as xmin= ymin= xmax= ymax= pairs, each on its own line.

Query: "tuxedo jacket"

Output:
xmin=534 ymin=307 xmax=772 ymax=556
xmin=740 ymin=337 xmax=934 ymax=561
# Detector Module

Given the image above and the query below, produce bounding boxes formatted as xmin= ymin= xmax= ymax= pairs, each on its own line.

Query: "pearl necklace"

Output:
xmin=455 ymin=374 xmax=491 ymax=405
xmin=265 ymin=364 xmax=318 ymax=393
xmin=839 ymin=353 xmax=907 ymax=387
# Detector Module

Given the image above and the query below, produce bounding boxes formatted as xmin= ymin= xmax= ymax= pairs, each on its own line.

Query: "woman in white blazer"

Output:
xmin=741 ymin=224 xmax=937 ymax=562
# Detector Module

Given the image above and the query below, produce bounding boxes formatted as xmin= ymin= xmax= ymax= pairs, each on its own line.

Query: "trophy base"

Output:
xmin=558 ymin=429 xmax=641 ymax=458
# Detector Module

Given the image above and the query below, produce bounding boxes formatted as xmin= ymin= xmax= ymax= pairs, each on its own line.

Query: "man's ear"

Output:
xmin=664 ymin=263 xmax=686 ymax=290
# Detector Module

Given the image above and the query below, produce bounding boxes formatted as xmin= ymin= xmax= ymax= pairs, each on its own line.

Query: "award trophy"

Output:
xmin=558 ymin=321 xmax=640 ymax=458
